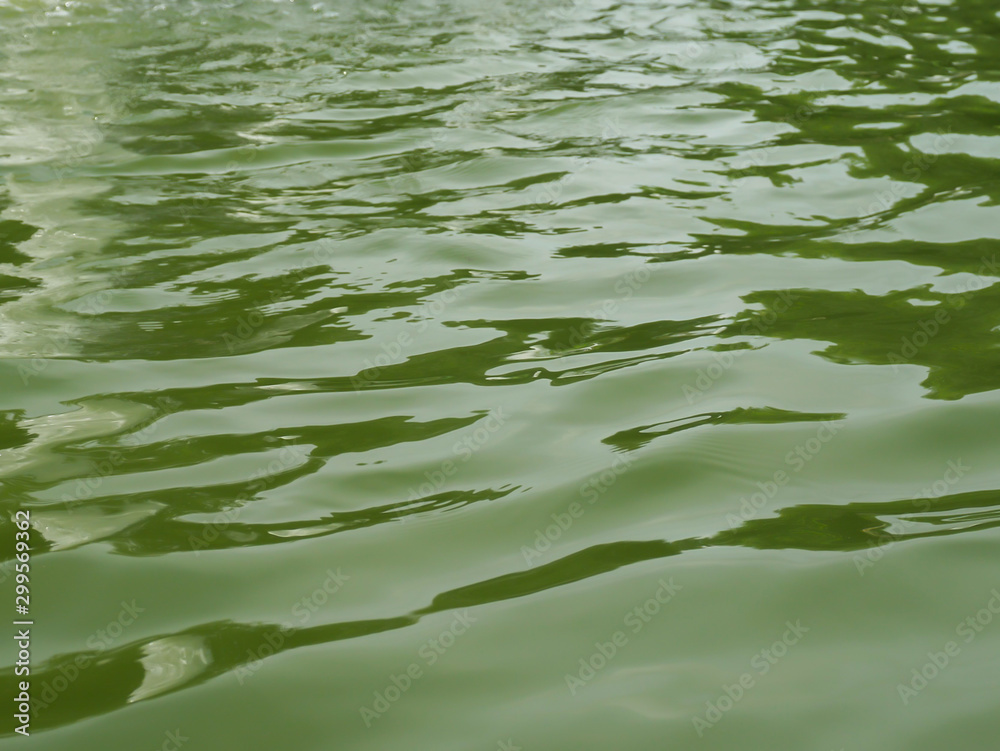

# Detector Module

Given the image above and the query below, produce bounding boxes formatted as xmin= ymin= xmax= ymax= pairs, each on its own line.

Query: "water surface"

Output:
xmin=3 ymin=0 xmax=1000 ymax=748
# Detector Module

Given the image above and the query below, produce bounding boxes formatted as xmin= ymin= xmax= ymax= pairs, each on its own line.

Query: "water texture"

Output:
xmin=2 ymin=0 xmax=1000 ymax=748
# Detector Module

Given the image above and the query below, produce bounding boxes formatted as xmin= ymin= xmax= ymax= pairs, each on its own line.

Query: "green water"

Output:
xmin=2 ymin=0 xmax=1000 ymax=747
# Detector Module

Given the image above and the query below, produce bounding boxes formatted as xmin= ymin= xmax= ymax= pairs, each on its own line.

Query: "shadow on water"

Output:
xmin=603 ymin=407 xmax=847 ymax=452
xmin=4 ymin=0 xmax=999 ymax=390
xmin=0 ymin=399 xmax=516 ymax=555
xmin=5 ymin=483 xmax=1000 ymax=736
xmin=717 ymin=283 xmax=1000 ymax=399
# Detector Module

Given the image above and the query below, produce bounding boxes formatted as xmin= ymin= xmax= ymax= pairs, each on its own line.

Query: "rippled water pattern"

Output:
xmin=2 ymin=0 xmax=1000 ymax=748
